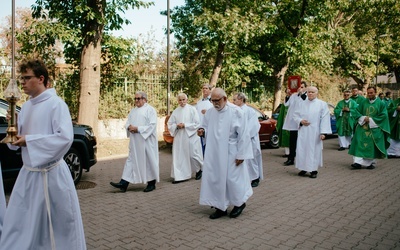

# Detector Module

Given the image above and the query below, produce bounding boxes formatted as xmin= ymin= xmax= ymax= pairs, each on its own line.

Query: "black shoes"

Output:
xmin=172 ymin=180 xmax=187 ymax=184
xmin=251 ymin=178 xmax=260 ymax=187
xmin=195 ymin=170 xmax=203 ymax=180
xmin=281 ymin=154 xmax=289 ymax=158
xmin=351 ymin=163 xmax=362 ymax=169
xmin=143 ymin=180 xmax=156 ymax=192
xmin=209 ymin=209 xmax=228 ymax=219
xmin=366 ymin=164 xmax=375 ymax=170
xmin=284 ymin=160 xmax=294 ymax=166
xmin=338 ymin=147 xmax=346 ymax=151
xmin=110 ymin=179 xmax=129 ymax=192
xmin=230 ymin=203 xmax=246 ymax=218
xmin=309 ymin=171 xmax=318 ymax=178
xmin=388 ymin=155 xmax=400 ymax=158
xmin=298 ymin=170 xmax=307 ymax=176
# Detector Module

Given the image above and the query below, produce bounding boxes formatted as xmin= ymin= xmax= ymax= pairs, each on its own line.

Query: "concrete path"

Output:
xmin=22 ymin=137 xmax=400 ymax=249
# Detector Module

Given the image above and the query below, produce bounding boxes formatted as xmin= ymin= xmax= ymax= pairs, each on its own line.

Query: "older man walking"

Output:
xmin=168 ymin=93 xmax=203 ymax=183
xmin=293 ymin=86 xmax=332 ymax=178
xmin=110 ymin=91 xmax=159 ymax=192
xmin=198 ymin=88 xmax=253 ymax=219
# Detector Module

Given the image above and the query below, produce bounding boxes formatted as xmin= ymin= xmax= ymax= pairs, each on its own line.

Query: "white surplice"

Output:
xmin=241 ymin=104 xmax=263 ymax=181
xmin=0 ymin=88 xmax=86 ymax=250
xmin=196 ymin=98 xmax=213 ymax=125
xmin=168 ymin=104 xmax=203 ymax=181
xmin=199 ymin=104 xmax=253 ymax=211
xmin=122 ymin=103 xmax=159 ymax=184
xmin=283 ymin=93 xmax=307 ymax=131
xmin=293 ymin=98 xmax=332 ymax=172
xmin=0 ymin=163 xmax=5 ymax=238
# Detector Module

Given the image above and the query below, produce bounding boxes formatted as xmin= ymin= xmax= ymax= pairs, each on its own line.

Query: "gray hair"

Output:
xmin=235 ymin=92 xmax=247 ymax=103
xmin=177 ymin=93 xmax=188 ymax=100
xmin=135 ymin=91 xmax=148 ymax=100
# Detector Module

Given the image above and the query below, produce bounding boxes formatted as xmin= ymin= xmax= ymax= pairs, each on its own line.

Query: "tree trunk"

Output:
xmin=208 ymin=42 xmax=225 ymax=87
xmin=273 ymin=59 xmax=290 ymax=111
xmin=77 ymin=42 xmax=102 ymax=135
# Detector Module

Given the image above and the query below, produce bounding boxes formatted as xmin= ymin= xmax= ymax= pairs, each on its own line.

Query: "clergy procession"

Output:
xmin=0 ymin=61 xmax=399 ymax=249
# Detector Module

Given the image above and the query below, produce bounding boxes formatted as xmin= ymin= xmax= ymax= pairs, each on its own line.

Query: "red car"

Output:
xmin=163 ymin=105 xmax=279 ymax=148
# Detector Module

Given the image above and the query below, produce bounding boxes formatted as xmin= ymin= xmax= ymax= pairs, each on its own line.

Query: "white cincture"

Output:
xmin=24 ymin=159 xmax=62 ymax=250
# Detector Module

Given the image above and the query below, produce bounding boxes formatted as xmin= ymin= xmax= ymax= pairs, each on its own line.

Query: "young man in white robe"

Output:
xmin=0 ymin=59 xmax=86 ymax=249
xmin=293 ymin=86 xmax=332 ymax=178
xmin=168 ymin=93 xmax=203 ymax=183
xmin=110 ymin=91 xmax=159 ymax=192
xmin=198 ymin=88 xmax=253 ymax=219
xmin=232 ymin=92 xmax=263 ymax=188
xmin=196 ymin=84 xmax=213 ymax=164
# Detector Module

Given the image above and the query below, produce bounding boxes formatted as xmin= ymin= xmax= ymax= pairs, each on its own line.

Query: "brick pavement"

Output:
xmin=31 ymin=137 xmax=400 ymax=249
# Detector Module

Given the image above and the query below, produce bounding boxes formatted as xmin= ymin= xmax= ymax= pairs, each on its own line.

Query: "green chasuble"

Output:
xmin=334 ymin=99 xmax=358 ymax=136
xmin=350 ymin=95 xmax=365 ymax=105
xmin=348 ymin=98 xmax=390 ymax=159
xmin=387 ymin=98 xmax=400 ymax=140
xmin=276 ymin=104 xmax=290 ymax=147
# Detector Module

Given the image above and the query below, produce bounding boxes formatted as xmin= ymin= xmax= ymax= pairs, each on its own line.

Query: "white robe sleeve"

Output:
xmin=24 ymin=101 xmax=73 ymax=167
xmin=184 ymin=107 xmax=200 ymax=138
xmin=137 ymin=106 xmax=157 ymax=140
xmin=167 ymin=111 xmax=178 ymax=137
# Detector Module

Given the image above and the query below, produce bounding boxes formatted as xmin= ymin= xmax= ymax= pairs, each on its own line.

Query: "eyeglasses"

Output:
xmin=211 ymin=97 xmax=223 ymax=103
xmin=19 ymin=75 xmax=36 ymax=81
xmin=134 ymin=97 xmax=143 ymax=101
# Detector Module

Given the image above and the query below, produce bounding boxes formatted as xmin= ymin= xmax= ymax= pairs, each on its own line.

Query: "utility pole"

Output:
xmin=166 ymin=0 xmax=171 ymax=115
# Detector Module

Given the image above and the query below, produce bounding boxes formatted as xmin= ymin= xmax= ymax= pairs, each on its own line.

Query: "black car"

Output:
xmin=0 ymin=99 xmax=97 ymax=184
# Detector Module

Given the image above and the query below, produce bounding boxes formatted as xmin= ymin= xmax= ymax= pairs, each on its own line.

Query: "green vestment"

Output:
xmin=334 ymin=99 xmax=358 ymax=136
xmin=276 ymin=104 xmax=290 ymax=147
xmin=348 ymin=98 xmax=390 ymax=159
xmin=387 ymin=98 xmax=400 ymax=140
xmin=350 ymin=95 xmax=365 ymax=105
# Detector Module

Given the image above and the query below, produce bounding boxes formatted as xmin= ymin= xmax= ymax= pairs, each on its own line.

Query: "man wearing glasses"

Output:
xmin=334 ymin=90 xmax=358 ymax=151
xmin=197 ymin=88 xmax=253 ymax=219
xmin=0 ymin=59 xmax=86 ymax=249
xmin=110 ymin=91 xmax=159 ymax=192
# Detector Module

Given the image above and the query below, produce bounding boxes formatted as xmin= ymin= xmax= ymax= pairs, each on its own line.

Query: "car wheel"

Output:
xmin=269 ymin=131 xmax=279 ymax=149
xmin=64 ymin=147 xmax=83 ymax=185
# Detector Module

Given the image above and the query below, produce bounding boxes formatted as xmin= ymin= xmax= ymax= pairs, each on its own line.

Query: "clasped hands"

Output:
xmin=300 ymin=119 xmax=310 ymax=126
xmin=128 ymin=125 xmax=139 ymax=133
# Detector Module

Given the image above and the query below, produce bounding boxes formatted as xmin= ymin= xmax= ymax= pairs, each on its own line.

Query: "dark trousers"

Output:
xmin=288 ymin=130 xmax=298 ymax=161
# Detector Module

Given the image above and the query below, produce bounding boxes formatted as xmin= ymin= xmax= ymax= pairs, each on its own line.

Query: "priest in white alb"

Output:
xmin=0 ymin=59 xmax=86 ymax=250
xmin=232 ymin=92 xmax=263 ymax=188
xmin=293 ymin=86 xmax=332 ymax=179
xmin=110 ymin=91 xmax=159 ymax=192
xmin=198 ymin=88 xmax=253 ymax=219
xmin=168 ymin=93 xmax=203 ymax=183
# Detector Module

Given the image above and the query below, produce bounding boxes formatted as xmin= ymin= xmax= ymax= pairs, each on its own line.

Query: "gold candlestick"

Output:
xmin=1 ymin=79 xmax=22 ymax=144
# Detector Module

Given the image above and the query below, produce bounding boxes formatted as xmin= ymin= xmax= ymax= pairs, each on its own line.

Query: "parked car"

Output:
xmin=272 ymin=103 xmax=337 ymax=134
xmin=163 ymin=104 xmax=279 ymax=148
xmin=0 ymin=99 xmax=97 ymax=184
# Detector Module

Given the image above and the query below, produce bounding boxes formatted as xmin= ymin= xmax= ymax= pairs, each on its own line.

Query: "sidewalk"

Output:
xmin=68 ymin=138 xmax=400 ymax=249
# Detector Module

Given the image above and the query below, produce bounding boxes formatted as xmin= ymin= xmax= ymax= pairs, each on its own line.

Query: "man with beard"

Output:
xmin=198 ymin=88 xmax=253 ymax=219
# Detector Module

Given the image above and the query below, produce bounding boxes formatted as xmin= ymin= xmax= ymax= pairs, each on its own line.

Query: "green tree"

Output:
xmin=32 ymin=0 xmax=153 ymax=134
